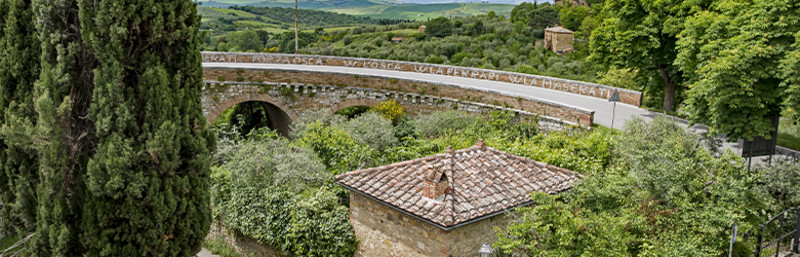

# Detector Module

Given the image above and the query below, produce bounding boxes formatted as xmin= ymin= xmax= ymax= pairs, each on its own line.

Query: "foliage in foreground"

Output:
xmin=495 ymin=117 xmax=781 ymax=256
xmin=210 ymin=134 xmax=357 ymax=257
xmin=17 ymin=0 xmax=216 ymax=256
xmin=209 ymin=106 xmax=612 ymax=256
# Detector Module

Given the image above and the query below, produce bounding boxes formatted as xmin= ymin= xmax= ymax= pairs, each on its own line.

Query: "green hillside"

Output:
xmin=196 ymin=0 xmax=514 ymax=20
xmin=328 ymin=3 xmax=514 ymax=20
xmin=197 ymin=0 xmax=400 ymax=8
xmin=198 ymin=5 xmax=399 ymax=35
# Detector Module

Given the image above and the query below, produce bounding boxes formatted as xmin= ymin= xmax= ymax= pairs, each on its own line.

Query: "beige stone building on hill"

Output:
xmin=544 ymin=26 xmax=575 ymax=55
xmin=334 ymin=140 xmax=583 ymax=257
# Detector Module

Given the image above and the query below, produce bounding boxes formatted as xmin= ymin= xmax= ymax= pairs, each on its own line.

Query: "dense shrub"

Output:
xmin=760 ymin=159 xmax=800 ymax=212
xmin=496 ymin=117 xmax=772 ymax=256
xmin=341 ymin=112 xmax=398 ymax=151
xmin=296 ymin=121 xmax=376 ymax=174
xmin=371 ymin=99 xmax=406 ymax=125
xmin=413 ymin=110 xmax=483 ymax=138
xmin=210 ymin=137 xmax=357 ymax=257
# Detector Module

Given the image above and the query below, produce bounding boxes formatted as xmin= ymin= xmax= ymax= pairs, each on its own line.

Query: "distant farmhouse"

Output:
xmin=544 ymin=26 xmax=575 ymax=55
xmin=335 ymin=140 xmax=583 ymax=257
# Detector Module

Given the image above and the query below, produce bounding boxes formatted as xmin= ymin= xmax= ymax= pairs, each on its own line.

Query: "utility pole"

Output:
xmin=295 ymin=0 xmax=299 ymax=54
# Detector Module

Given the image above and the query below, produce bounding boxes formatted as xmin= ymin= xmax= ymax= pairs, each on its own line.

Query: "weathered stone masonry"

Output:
xmin=349 ymin=193 xmax=511 ymax=257
xmin=202 ymin=68 xmax=595 ymax=130
xmin=202 ymin=51 xmax=643 ymax=107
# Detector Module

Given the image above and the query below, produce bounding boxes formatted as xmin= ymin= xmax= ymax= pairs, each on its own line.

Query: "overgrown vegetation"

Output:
xmin=495 ymin=117 xmax=795 ymax=256
xmin=204 ymin=90 xmax=798 ymax=256
xmin=208 ymin=99 xmax=613 ymax=256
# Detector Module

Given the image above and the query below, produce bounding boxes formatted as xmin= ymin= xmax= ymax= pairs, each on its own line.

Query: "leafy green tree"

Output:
xmin=511 ymin=2 xmax=560 ymax=31
xmin=0 ymin=0 xmax=40 ymax=238
xmin=226 ymin=30 xmax=264 ymax=52
xmin=425 ymin=17 xmax=454 ymax=38
xmin=676 ymin=0 xmax=800 ymax=140
xmin=557 ymin=4 xmax=590 ymax=31
xmin=29 ymin=0 xmax=215 ymax=255
xmin=590 ymin=0 xmax=705 ymax=111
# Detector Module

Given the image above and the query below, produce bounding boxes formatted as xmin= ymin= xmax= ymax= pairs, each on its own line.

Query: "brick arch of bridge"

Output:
xmin=330 ymin=99 xmax=381 ymax=115
xmin=206 ymin=93 xmax=299 ymax=137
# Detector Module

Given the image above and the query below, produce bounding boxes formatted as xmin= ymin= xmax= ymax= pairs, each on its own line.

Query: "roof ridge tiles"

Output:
xmin=334 ymin=141 xmax=583 ymax=229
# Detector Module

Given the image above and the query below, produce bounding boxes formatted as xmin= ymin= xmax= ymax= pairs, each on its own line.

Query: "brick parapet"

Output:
xmin=202 ymin=51 xmax=642 ymax=106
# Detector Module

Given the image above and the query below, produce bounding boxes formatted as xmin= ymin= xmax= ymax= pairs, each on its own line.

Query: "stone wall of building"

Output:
xmin=446 ymin=214 xmax=511 ymax=256
xmin=349 ymin=192 xmax=514 ymax=257
xmin=350 ymin=193 xmax=447 ymax=257
xmin=202 ymin=68 xmax=594 ymax=129
xmin=202 ymin=52 xmax=643 ymax=106
xmin=545 ymin=31 xmax=574 ymax=54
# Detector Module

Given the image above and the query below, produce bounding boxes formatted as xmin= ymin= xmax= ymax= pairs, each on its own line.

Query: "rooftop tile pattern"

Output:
xmin=335 ymin=141 xmax=583 ymax=228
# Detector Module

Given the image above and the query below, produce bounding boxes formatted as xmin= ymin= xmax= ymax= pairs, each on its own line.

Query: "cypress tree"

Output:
xmin=0 ymin=0 xmax=41 ymax=238
xmin=29 ymin=0 xmax=215 ymax=255
xmin=28 ymin=0 xmax=96 ymax=254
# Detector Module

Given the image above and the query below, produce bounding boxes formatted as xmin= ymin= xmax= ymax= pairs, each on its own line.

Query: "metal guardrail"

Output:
xmin=732 ymin=206 xmax=800 ymax=257
xmin=775 ymin=146 xmax=800 ymax=162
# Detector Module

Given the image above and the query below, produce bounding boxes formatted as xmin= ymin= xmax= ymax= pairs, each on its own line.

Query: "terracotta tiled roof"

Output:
xmin=545 ymin=26 xmax=574 ymax=33
xmin=334 ymin=140 xmax=583 ymax=228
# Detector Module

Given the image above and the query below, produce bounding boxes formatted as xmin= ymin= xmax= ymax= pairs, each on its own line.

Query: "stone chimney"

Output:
xmin=422 ymin=172 xmax=449 ymax=200
xmin=476 ymin=139 xmax=486 ymax=149
xmin=422 ymin=146 xmax=453 ymax=200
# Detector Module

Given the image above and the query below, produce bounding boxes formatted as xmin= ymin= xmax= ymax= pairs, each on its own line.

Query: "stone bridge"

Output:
xmin=201 ymin=67 xmax=597 ymax=136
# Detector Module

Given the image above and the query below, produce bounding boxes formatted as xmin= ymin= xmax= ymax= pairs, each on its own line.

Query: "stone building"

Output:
xmin=544 ymin=26 xmax=575 ymax=55
xmin=334 ymin=140 xmax=583 ymax=257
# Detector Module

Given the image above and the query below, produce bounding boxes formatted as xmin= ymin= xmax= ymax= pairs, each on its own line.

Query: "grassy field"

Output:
xmin=778 ymin=118 xmax=800 ymax=151
xmin=328 ymin=3 xmax=514 ymax=20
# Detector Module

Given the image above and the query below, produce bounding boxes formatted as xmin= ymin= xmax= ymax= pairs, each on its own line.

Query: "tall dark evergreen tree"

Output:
xmin=29 ymin=0 xmax=215 ymax=255
xmin=0 ymin=0 xmax=41 ymax=238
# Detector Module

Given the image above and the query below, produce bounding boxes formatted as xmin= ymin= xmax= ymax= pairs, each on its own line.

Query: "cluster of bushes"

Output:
xmin=208 ymin=99 xmax=614 ymax=256
xmin=495 ymin=117 xmax=798 ymax=256
xmin=210 ymin=133 xmax=358 ymax=256
xmin=210 ymin=99 xmax=797 ymax=256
